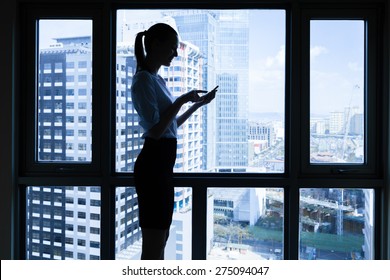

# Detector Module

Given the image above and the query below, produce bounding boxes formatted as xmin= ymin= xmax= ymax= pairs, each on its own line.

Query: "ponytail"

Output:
xmin=134 ymin=24 xmax=178 ymax=72
xmin=134 ymin=31 xmax=146 ymax=72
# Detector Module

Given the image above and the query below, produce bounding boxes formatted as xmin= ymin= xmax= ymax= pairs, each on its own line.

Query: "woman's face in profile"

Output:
xmin=157 ymin=34 xmax=179 ymax=67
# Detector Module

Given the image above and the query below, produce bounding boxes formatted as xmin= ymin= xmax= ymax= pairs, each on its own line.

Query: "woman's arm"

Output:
xmin=176 ymin=102 xmax=202 ymax=128
xmin=146 ymin=96 xmax=185 ymax=139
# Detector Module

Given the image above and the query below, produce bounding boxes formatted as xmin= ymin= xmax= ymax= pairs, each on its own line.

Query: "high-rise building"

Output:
xmin=26 ymin=186 xmax=102 ymax=260
xmin=169 ymin=10 xmax=249 ymax=172
xmin=161 ymin=40 xmax=203 ymax=172
xmin=248 ymin=121 xmax=276 ymax=145
xmin=165 ymin=10 xmax=218 ymax=171
xmin=116 ymin=44 xmax=143 ymax=172
xmin=214 ymin=11 xmax=249 ymax=171
xmin=27 ymin=36 xmax=143 ymax=260
xmin=38 ymin=36 xmax=93 ymax=163
xmin=329 ymin=111 xmax=345 ymax=134
xmin=350 ymin=113 xmax=364 ymax=135
xmin=362 ymin=189 xmax=374 ymax=259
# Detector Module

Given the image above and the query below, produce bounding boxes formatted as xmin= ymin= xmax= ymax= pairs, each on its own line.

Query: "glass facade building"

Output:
xmin=169 ymin=10 xmax=250 ymax=171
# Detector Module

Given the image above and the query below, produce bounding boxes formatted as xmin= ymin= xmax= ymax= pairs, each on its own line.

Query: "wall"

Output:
xmin=0 ymin=0 xmax=16 ymax=260
xmin=386 ymin=0 xmax=390 ymax=260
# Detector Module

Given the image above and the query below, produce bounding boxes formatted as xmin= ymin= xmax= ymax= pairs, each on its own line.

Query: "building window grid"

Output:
xmin=19 ymin=4 xmax=385 ymax=260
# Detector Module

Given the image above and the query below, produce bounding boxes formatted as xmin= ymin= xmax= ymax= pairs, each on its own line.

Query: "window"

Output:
xmin=208 ymin=188 xmax=284 ymax=260
xmin=114 ymin=187 xmax=192 ymax=260
xmin=299 ymin=188 xmax=374 ymax=260
xmin=21 ymin=14 xmax=99 ymax=172
xmin=25 ymin=186 xmax=101 ymax=260
xmin=301 ymin=8 xmax=379 ymax=175
xmin=78 ymin=75 xmax=88 ymax=82
xmin=78 ymin=61 xmax=88 ymax=68
xmin=17 ymin=1 xmax=387 ymax=261
xmin=310 ymin=20 xmax=365 ymax=164
xmin=115 ymin=9 xmax=286 ymax=174
xmin=35 ymin=20 xmax=93 ymax=163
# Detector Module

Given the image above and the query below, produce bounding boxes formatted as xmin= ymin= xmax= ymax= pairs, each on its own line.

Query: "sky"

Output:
xmin=39 ymin=10 xmax=364 ymax=116
xmin=310 ymin=20 xmax=364 ymax=116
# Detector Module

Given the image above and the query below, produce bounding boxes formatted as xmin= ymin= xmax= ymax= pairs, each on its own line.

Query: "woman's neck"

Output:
xmin=144 ymin=56 xmax=161 ymax=74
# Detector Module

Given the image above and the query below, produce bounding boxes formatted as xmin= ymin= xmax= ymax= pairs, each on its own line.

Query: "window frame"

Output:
xmin=300 ymin=6 xmax=382 ymax=177
xmin=113 ymin=6 xmax=290 ymax=178
xmin=20 ymin=5 xmax=104 ymax=176
xmin=15 ymin=0 xmax=388 ymax=260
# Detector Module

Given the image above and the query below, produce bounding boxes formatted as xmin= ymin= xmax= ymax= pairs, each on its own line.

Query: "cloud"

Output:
xmin=310 ymin=70 xmax=363 ymax=114
xmin=249 ymin=45 xmax=285 ymax=112
xmin=249 ymin=45 xmax=285 ymax=83
xmin=310 ymin=46 xmax=328 ymax=59
xmin=264 ymin=45 xmax=285 ymax=68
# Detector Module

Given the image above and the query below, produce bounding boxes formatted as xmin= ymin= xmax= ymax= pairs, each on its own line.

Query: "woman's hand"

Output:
xmin=180 ymin=89 xmax=207 ymax=104
xmin=176 ymin=86 xmax=219 ymax=128
xmin=196 ymin=85 xmax=218 ymax=106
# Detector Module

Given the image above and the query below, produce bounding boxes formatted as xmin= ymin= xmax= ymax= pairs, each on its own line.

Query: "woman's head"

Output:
xmin=134 ymin=23 xmax=179 ymax=71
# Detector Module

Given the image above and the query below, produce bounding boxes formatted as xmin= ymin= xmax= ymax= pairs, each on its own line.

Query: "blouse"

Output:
xmin=131 ymin=70 xmax=177 ymax=138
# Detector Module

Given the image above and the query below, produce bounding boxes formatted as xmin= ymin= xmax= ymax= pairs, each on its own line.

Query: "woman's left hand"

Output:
xmin=197 ymin=86 xmax=218 ymax=106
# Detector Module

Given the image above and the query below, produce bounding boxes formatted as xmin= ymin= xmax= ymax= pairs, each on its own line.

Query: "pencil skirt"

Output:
xmin=134 ymin=137 xmax=177 ymax=230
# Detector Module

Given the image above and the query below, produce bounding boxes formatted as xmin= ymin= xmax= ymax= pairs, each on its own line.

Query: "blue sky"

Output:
xmin=248 ymin=10 xmax=285 ymax=114
xmin=39 ymin=20 xmax=92 ymax=48
xmin=310 ymin=20 xmax=364 ymax=115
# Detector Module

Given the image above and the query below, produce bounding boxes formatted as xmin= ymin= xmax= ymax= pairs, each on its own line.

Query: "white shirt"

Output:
xmin=131 ymin=70 xmax=177 ymax=138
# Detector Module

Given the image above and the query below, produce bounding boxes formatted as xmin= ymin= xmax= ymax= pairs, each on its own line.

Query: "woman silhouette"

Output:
xmin=131 ymin=23 xmax=218 ymax=259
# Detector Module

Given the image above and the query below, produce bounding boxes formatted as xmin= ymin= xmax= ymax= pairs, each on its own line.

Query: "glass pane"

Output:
xmin=208 ymin=188 xmax=284 ymax=260
xmin=37 ymin=20 xmax=93 ymax=162
xmin=310 ymin=20 xmax=365 ymax=164
xmin=115 ymin=187 xmax=192 ymax=260
xmin=299 ymin=188 xmax=374 ymax=260
xmin=115 ymin=10 xmax=285 ymax=173
xmin=26 ymin=186 xmax=101 ymax=260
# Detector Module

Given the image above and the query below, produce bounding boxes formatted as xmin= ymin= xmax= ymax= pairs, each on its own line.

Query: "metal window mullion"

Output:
xmin=100 ymin=6 xmax=115 ymax=260
xmin=286 ymin=1 xmax=301 ymax=260
xmin=191 ymin=185 xmax=208 ymax=260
